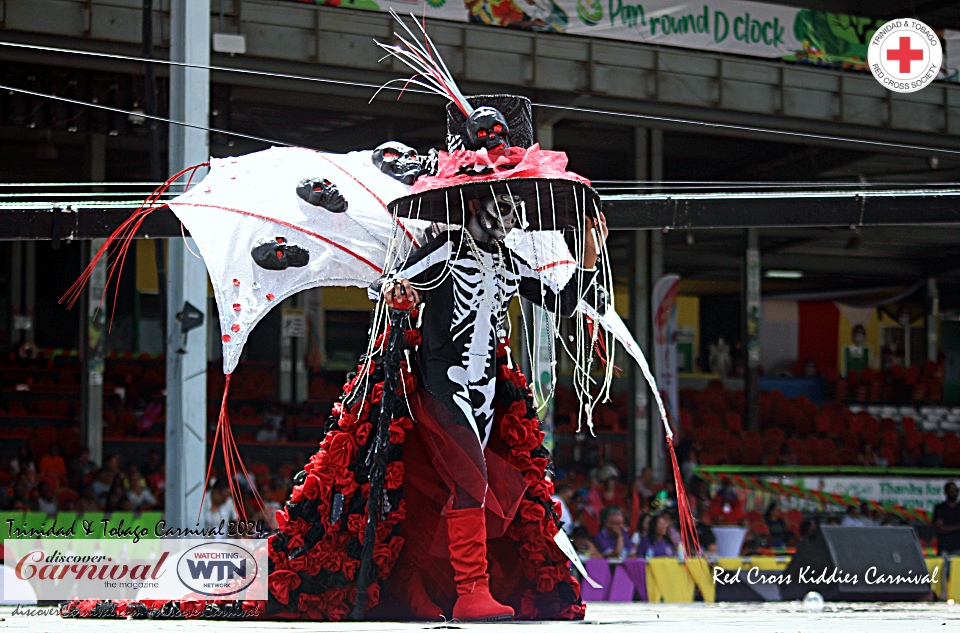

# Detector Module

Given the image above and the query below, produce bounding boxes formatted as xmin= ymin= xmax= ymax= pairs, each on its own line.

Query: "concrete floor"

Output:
xmin=2 ymin=602 xmax=960 ymax=632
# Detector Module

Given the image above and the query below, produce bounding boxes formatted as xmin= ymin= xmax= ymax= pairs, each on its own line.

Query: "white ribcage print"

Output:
xmin=445 ymin=254 xmax=519 ymax=447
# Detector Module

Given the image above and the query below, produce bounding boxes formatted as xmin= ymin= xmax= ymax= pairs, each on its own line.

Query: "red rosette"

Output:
xmin=341 ymin=556 xmax=361 ymax=580
xmin=333 ymin=473 xmax=359 ymax=500
xmin=530 ymin=456 xmax=549 ymax=474
xmin=138 ymin=599 xmax=167 ymax=612
xmin=242 ymin=600 xmax=265 ymax=618
xmin=297 ymin=593 xmax=326 ymax=620
xmin=113 ymin=601 xmax=129 ymax=618
xmin=338 ymin=410 xmax=358 ymax=431
xmin=536 ymin=564 xmax=567 ymax=593
xmin=370 ymin=382 xmax=384 ymax=404
xmin=301 ymin=473 xmax=322 ymax=500
xmin=179 ymin=599 xmax=205 ymax=619
xmin=520 ymin=541 xmax=547 ymax=563
xmin=325 ymin=432 xmax=358 ymax=469
xmin=519 ymin=500 xmax=546 ymax=522
xmin=560 ymin=602 xmax=586 ymax=620
xmin=519 ymin=588 xmax=538 ymax=619
xmin=528 ymin=479 xmax=554 ymax=503
xmin=384 ymin=461 xmax=404 ymax=489
xmin=76 ymin=599 xmax=98 ymax=617
xmin=321 ymin=587 xmax=350 ymax=621
xmin=373 ymin=536 xmax=404 ymax=568
xmin=398 ymin=368 xmax=417 ymax=396
xmin=404 ymin=329 xmax=422 ymax=347
xmin=347 ymin=513 xmax=366 ymax=535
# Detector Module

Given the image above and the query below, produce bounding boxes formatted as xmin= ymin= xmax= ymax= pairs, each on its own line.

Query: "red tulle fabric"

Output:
xmin=409 ymin=144 xmax=591 ymax=194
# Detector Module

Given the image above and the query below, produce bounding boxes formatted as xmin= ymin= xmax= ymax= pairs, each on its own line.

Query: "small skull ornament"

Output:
xmin=464 ymin=107 xmax=510 ymax=151
xmin=251 ymin=236 xmax=310 ymax=271
xmin=372 ymin=141 xmax=422 ymax=185
xmin=296 ymin=177 xmax=348 ymax=213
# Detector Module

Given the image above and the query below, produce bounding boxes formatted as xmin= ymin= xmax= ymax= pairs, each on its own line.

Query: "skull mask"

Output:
xmin=251 ymin=237 xmax=310 ymax=271
xmin=464 ymin=107 xmax=510 ymax=152
xmin=296 ymin=177 xmax=347 ymax=213
xmin=475 ymin=193 xmax=520 ymax=241
xmin=372 ymin=141 xmax=421 ymax=185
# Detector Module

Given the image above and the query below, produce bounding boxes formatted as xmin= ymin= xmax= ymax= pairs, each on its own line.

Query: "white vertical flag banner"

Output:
xmin=652 ymin=274 xmax=681 ymax=437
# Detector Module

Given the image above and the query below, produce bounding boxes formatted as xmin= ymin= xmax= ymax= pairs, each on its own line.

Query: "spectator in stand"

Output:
xmin=597 ymin=476 xmax=626 ymax=510
xmin=147 ymin=463 xmax=166 ymax=499
xmin=631 ymin=512 xmax=652 ymax=553
xmin=859 ymin=502 xmax=879 ymax=527
xmin=637 ymin=514 xmax=677 ymax=558
xmin=104 ymin=478 xmax=128 ymax=512
xmin=571 ymin=525 xmax=601 ymax=559
xmin=693 ymin=499 xmax=717 ymax=554
xmin=39 ymin=443 xmax=67 ymax=478
xmin=552 ymin=483 xmax=576 ymax=534
xmin=142 ymin=450 xmax=162 ymax=478
xmin=707 ymin=485 xmax=745 ymax=526
xmin=78 ymin=484 xmax=100 ymax=511
xmin=681 ymin=450 xmax=698 ymax=486
xmin=635 ymin=467 xmax=656 ymax=501
xmin=203 ymin=480 xmax=237 ymax=535
xmin=917 ymin=442 xmax=944 ymax=468
xmin=764 ymin=502 xmax=789 ymax=547
xmin=127 ymin=475 xmax=157 ymax=510
xmin=69 ymin=448 xmax=98 ymax=486
xmin=841 ymin=505 xmax=866 ymax=527
xmin=91 ymin=469 xmax=113 ymax=506
xmin=36 ymin=481 xmax=57 ymax=515
xmin=934 ymin=482 xmax=960 ymax=556
xmin=11 ymin=444 xmax=36 ymax=478
xmin=593 ymin=506 xmax=634 ymax=559
xmin=798 ymin=518 xmax=818 ymax=540
xmin=590 ymin=457 xmax=620 ymax=483
xmin=584 ymin=475 xmax=604 ymax=517
xmin=102 ymin=454 xmax=122 ymax=478
xmin=11 ymin=472 xmax=36 ymax=509
xmin=256 ymin=412 xmax=286 ymax=443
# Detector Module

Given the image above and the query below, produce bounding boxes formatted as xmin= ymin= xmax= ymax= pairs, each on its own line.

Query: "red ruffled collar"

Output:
xmin=409 ymin=144 xmax=591 ymax=194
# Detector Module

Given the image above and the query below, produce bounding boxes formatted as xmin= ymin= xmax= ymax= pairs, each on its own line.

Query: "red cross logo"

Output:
xmin=886 ymin=36 xmax=924 ymax=74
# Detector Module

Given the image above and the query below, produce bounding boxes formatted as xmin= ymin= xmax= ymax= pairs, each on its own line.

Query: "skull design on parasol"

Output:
xmin=296 ymin=177 xmax=348 ymax=213
xmin=251 ymin=236 xmax=310 ymax=271
xmin=372 ymin=141 xmax=422 ymax=184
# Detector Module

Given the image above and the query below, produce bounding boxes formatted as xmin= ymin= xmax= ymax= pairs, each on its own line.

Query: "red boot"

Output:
xmin=446 ymin=507 xmax=514 ymax=622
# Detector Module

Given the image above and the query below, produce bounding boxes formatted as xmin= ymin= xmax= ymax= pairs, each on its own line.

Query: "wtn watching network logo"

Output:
xmin=176 ymin=543 xmax=260 ymax=597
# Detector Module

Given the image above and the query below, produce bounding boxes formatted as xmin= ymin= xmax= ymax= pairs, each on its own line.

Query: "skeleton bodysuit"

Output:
xmin=371 ymin=230 xmax=595 ymax=494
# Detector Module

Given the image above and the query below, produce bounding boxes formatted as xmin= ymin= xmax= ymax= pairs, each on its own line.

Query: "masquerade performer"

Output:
xmin=61 ymin=15 xmax=698 ymax=625
xmin=374 ymin=190 xmax=606 ymax=621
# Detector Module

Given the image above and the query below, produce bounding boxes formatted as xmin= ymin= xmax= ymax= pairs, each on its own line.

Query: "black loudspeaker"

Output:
xmin=781 ymin=525 xmax=932 ymax=601
xmin=715 ymin=570 xmax=783 ymax=602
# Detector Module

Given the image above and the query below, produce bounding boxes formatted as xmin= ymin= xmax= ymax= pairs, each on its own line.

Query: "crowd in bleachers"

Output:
xmin=3 ymin=349 xmax=959 ymax=559
xmin=676 ymin=379 xmax=959 ymax=467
